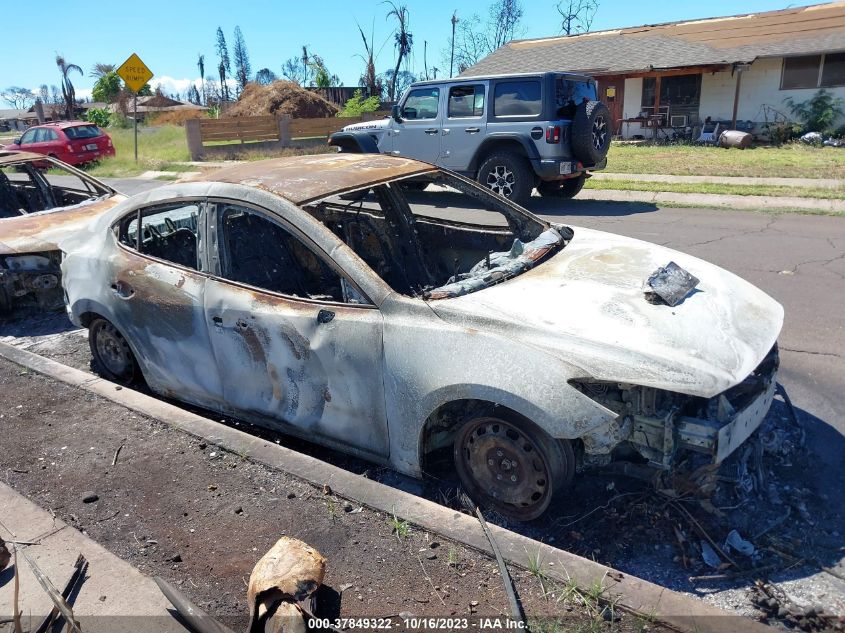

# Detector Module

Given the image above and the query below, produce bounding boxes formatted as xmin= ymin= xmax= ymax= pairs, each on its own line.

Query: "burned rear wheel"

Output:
xmin=89 ymin=317 xmax=138 ymax=384
xmin=453 ymin=416 xmax=573 ymax=521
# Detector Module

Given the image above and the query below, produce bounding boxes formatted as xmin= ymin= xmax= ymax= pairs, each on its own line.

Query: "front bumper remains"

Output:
xmin=577 ymin=344 xmax=780 ymax=469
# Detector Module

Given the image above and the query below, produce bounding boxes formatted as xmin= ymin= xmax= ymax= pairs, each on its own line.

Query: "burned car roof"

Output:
xmin=0 ymin=150 xmax=51 ymax=164
xmin=193 ymin=153 xmax=437 ymax=205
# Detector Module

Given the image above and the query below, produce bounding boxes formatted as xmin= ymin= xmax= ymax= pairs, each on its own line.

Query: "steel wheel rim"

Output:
xmin=592 ymin=115 xmax=607 ymax=150
xmin=455 ymin=417 xmax=554 ymax=520
xmin=95 ymin=323 xmax=132 ymax=377
xmin=485 ymin=165 xmax=515 ymax=197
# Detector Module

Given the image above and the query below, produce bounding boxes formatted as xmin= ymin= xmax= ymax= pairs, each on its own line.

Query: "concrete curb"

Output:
xmin=578 ymin=189 xmax=845 ymax=213
xmin=0 ymin=340 xmax=773 ymax=633
xmin=0 ymin=482 xmax=183 ymax=632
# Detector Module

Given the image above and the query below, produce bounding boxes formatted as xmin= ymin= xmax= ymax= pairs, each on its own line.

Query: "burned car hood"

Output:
xmin=0 ymin=196 xmax=125 ymax=254
xmin=428 ymin=226 xmax=783 ymax=398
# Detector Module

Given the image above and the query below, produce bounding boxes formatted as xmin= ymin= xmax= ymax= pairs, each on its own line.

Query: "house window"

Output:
xmin=782 ymin=53 xmax=845 ymax=89
xmin=782 ymin=55 xmax=822 ymax=89
xmin=821 ymin=52 xmax=845 ymax=87
xmin=640 ymin=74 xmax=702 ymax=108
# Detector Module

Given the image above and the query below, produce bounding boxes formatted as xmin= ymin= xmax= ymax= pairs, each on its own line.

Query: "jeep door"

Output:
xmin=391 ymin=86 xmax=442 ymax=163
xmin=440 ymin=83 xmax=487 ymax=171
xmin=203 ymin=199 xmax=390 ymax=458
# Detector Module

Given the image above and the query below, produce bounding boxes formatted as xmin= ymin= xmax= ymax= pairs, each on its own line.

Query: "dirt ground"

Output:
xmin=1 ymin=310 xmax=844 ymax=632
xmin=0 ymin=355 xmax=669 ymax=633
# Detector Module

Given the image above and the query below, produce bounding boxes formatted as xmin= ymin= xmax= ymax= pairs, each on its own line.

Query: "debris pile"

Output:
xmin=751 ymin=580 xmax=845 ymax=631
xmin=226 ymin=81 xmax=339 ymax=119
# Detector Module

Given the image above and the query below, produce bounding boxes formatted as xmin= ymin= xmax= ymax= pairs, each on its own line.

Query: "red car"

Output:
xmin=6 ymin=121 xmax=115 ymax=166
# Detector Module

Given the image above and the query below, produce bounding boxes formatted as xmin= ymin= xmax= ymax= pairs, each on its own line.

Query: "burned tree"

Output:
xmin=557 ymin=0 xmax=598 ymax=35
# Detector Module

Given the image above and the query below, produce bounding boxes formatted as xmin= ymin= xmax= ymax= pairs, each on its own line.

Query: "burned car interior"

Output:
xmin=304 ymin=172 xmax=567 ymax=299
xmin=0 ymin=160 xmax=110 ymax=218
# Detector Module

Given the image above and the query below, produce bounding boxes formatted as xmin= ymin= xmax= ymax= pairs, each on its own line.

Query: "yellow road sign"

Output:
xmin=117 ymin=53 xmax=153 ymax=94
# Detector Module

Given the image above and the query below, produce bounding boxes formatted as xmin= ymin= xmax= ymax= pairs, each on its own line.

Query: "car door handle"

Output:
xmin=317 ymin=309 xmax=335 ymax=324
xmin=212 ymin=316 xmax=223 ymax=326
xmin=110 ymin=281 xmax=134 ymax=299
xmin=465 ymin=127 xmax=480 ymax=134
xmin=424 ymin=128 xmax=438 ymax=135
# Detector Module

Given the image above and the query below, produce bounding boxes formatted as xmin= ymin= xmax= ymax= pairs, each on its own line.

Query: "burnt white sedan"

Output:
xmin=59 ymin=154 xmax=782 ymax=520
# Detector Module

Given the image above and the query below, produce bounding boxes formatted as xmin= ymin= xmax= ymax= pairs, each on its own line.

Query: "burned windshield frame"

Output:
xmin=305 ymin=169 xmax=562 ymax=301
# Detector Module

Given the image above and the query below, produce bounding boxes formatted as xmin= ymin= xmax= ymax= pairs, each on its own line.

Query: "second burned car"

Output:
xmin=59 ymin=154 xmax=782 ymax=520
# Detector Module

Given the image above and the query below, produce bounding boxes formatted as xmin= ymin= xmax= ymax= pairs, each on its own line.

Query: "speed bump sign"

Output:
xmin=117 ymin=53 xmax=153 ymax=93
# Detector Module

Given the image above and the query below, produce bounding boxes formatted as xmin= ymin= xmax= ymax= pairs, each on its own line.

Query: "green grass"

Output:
xmin=83 ymin=125 xmax=191 ymax=178
xmin=605 ymin=142 xmax=845 ymax=179
xmin=80 ymin=125 xmax=333 ymax=178
xmin=389 ymin=507 xmax=410 ymax=540
xmin=585 ymin=178 xmax=845 ymax=199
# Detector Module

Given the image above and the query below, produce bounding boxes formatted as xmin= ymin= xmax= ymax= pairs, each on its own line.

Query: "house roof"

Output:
xmin=461 ymin=1 xmax=845 ymax=77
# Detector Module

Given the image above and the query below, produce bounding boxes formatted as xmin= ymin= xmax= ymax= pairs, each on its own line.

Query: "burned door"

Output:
xmin=110 ymin=201 xmax=224 ymax=405
xmin=204 ymin=201 xmax=389 ymax=457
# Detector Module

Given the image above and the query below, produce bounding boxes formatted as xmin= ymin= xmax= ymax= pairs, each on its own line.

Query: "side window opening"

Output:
xmin=305 ymin=172 xmax=557 ymax=299
xmin=117 ymin=203 xmax=201 ymax=271
xmin=448 ymin=85 xmax=485 ymax=118
xmin=218 ymin=203 xmax=352 ymax=304
xmin=0 ymin=164 xmax=52 ymax=214
xmin=401 ymin=88 xmax=440 ymax=120
xmin=492 ymin=80 xmax=541 ymax=117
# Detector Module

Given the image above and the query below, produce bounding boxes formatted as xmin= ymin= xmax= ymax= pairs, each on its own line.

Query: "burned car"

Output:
xmin=0 ymin=151 xmax=123 ymax=312
xmin=59 ymin=154 xmax=782 ymax=520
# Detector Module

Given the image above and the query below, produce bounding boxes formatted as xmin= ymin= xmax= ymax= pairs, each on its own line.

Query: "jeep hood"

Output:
xmin=341 ymin=118 xmax=391 ymax=133
xmin=428 ymin=226 xmax=783 ymax=398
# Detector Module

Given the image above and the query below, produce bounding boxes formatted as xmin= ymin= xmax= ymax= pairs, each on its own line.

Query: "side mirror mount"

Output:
xmin=391 ymin=104 xmax=403 ymax=123
xmin=13 ymin=137 xmax=21 ymax=145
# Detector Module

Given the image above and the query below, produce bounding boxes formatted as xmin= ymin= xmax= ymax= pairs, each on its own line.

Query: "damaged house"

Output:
xmin=461 ymin=1 xmax=845 ymax=139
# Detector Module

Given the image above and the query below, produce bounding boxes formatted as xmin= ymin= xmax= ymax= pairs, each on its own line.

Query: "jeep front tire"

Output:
xmin=477 ymin=152 xmax=533 ymax=207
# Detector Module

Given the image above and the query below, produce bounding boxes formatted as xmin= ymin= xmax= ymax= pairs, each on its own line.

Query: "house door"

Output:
xmin=596 ymin=77 xmax=624 ymax=138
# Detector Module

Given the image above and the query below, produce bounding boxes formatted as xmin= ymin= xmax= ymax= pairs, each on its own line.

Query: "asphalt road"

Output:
xmin=99 ymin=176 xmax=845 ymax=483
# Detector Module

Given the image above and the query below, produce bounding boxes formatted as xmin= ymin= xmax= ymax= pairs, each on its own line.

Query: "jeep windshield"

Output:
xmin=304 ymin=170 xmax=566 ymax=299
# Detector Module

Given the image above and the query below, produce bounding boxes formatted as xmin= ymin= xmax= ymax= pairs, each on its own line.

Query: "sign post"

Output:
xmin=117 ymin=53 xmax=154 ymax=162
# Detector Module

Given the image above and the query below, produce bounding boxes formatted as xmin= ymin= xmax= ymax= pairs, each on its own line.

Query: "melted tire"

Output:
xmin=453 ymin=415 xmax=574 ymax=521
xmin=88 ymin=317 xmax=139 ymax=384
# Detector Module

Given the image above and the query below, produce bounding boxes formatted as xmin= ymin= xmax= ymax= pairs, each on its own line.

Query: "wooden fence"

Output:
xmin=185 ymin=112 xmax=389 ymax=160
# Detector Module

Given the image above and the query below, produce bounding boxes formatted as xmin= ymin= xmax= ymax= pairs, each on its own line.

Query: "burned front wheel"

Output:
xmin=453 ymin=416 xmax=574 ymax=521
xmin=88 ymin=317 xmax=139 ymax=384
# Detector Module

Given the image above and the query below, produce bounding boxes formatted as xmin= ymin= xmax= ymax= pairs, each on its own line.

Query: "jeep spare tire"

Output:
xmin=571 ymin=100 xmax=611 ymax=165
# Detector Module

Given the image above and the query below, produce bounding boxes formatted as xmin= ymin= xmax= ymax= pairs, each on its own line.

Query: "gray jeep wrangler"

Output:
xmin=332 ymin=72 xmax=611 ymax=206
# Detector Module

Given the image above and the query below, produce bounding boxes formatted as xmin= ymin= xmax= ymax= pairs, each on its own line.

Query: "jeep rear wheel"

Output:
xmin=571 ymin=100 xmax=612 ymax=165
xmin=537 ymin=174 xmax=587 ymax=199
xmin=477 ymin=152 xmax=533 ymax=207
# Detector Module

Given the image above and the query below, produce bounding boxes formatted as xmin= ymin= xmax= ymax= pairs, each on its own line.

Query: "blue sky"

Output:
xmin=4 ymin=0 xmax=809 ymax=99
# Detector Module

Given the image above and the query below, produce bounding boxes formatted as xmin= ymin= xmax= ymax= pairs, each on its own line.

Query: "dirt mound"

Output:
xmin=226 ymin=81 xmax=338 ymax=118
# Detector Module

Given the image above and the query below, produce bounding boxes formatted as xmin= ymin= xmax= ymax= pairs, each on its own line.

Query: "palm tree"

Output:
xmin=384 ymin=2 xmax=412 ymax=102
xmin=197 ymin=54 xmax=206 ymax=105
xmin=90 ymin=62 xmax=115 ymax=78
xmin=56 ymin=54 xmax=82 ymax=120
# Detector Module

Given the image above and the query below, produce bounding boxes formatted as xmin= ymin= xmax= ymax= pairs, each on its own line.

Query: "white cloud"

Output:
xmin=149 ymin=75 xmax=202 ymax=95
